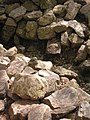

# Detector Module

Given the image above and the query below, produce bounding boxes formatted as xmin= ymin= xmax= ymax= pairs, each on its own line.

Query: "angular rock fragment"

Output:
xmin=9 ymin=100 xmax=38 ymax=120
xmin=22 ymin=66 xmax=36 ymax=75
xmin=0 ymin=7 xmax=5 ymax=15
xmin=40 ymin=0 xmax=57 ymax=9
xmin=52 ymin=66 xmax=78 ymax=78
xmin=24 ymin=11 xmax=42 ymax=20
xmin=0 ymin=70 xmax=8 ymax=98
xmin=68 ymin=33 xmax=84 ymax=47
xmin=46 ymin=38 xmax=61 ymax=54
xmin=38 ymin=10 xmax=56 ymax=26
xmin=9 ymin=6 xmax=26 ymax=21
xmin=26 ymin=21 xmax=38 ymax=40
xmin=64 ymin=0 xmax=81 ymax=20
xmin=0 ymin=56 xmax=10 ymax=69
xmin=68 ymin=20 xmax=84 ymax=37
xmin=0 ymin=100 xmax=5 ymax=112
xmin=9 ymin=73 xmax=48 ymax=100
xmin=5 ymin=18 xmax=17 ymax=27
xmin=77 ymin=101 xmax=90 ymax=120
xmin=53 ymin=5 xmax=66 ymax=17
xmin=7 ymin=56 xmax=27 ymax=76
xmin=28 ymin=104 xmax=52 ymax=120
xmin=0 ymin=44 xmax=7 ymax=56
xmin=75 ymin=45 xmax=87 ymax=61
xmin=61 ymin=32 xmax=70 ymax=47
xmin=38 ymin=70 xmax=60 ymax=93
xmin=52 ymin=20 xmax=68 ymax=33
xmin=22 ymin=1 xmax=38 ymax=12
xmin=37 ymin=25 xmax=55 ymax=40
xmin=79 ymin=60 xmax=90 ymax=72
xmin=86 ymin=39 xmax=90 ymax=54
xmin=0 ymin=14 xmax=7 ymax=21
xmin=5 ymin=47 xmax=17 ymax=58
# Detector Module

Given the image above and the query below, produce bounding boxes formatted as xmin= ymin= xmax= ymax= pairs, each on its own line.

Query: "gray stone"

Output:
xmin=68 ymin=20 xmax=84 ymax=37
xmin=40 ymin=0 xmax=57 ymax=9
xmin=0 ymin=70 xmax=8 ymax=98
xmin=80 ymin=4 xmax=90 ymax=27
xmin=37 ymin=25 xmax=55 ymax=40
xmin=0 ymin=100 xmax=5 ymax=112
xmin=24 ymin=11 xmax=42 ymax=20
xmin=32 ymin=0 xmax=40 ymax=6
xmin=0 ymin=7 xmax=5 ymax=15
xmin=86 ymin=39 xmax=90 ymax=54
xmin=5 ymin=47 xmax=17 ymax=58
xmin=61 ymin=32 xmax=70 ymax=47
xmin=38 ymin=10 xmax=56 ymax=26
xmin=16 ymin=21 xmax=26 ymax=39
xmin=52 ymin=66 xmax=78 ymax=79
xmin=5 ymin=3 xmax=20 ymax=14
xmin=52 ymin=20 xmax=68 ymax=33
xmin=22 ymin=66 xmax=36 ymax=75
xmin=68 ymin=33 xmax=84 ymax=47
xmin=53 ymin=5 xmax=66 ymax=17
xmin=64 ymin=0 xmax=81 ymax=20
xmin=77 ymin=101 xmax=90 ymax=120
xmin=28 ymin=104 xmax=52 ymax=120
xmin=46 ymin=38 xmax=61 ymax=54
xmin=38 ymin=70 xmax=60 ymax=93
xmin=22 ymin=1 xmax=38 ymax=12
xmin=75 ymin=45 xmax=87 ymax=61
xmin=0 ymin=14 xmax=7 ymax=21
xmin=9 ymin=100 xmax=38 ymax=120
xmin=26 ymin=21 xmax=38 ymax=40
xmin=9 ymin=6 xmax=26 ymax=22
xmin=10 ymin=73 xmax=48 ymax=100
xmin=5 ymin=18 xmax=17 ymax=27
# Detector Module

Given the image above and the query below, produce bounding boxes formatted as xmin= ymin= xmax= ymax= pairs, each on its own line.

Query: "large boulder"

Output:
xmin=26 ymin=21 xmax=38 ymax=40
xmin=28 ymin=104 xmax=52 ymax=120
xmin=38 ymin=10 xmax=56 ymax=26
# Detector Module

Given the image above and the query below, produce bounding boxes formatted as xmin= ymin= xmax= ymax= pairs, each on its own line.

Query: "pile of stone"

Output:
xmin=0 ymin=44 xmax=90 ymax=120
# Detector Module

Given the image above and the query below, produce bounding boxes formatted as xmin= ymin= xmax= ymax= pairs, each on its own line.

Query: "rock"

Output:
xmin=22 ymin=66 xmax=36 ymax=75
xmin=80 ymin=4 xmax=90 ymax=27
xmin=22 ymin=1 xmax=38 ymax=12
xmin=53 ymin=5 xmax=66 ymax=17
xmin=2 ymin=25 xmax=16 ymax=43
xmin=75 ymin=45 xmax=87 ymax=61
xmin=28 ymin=104 xmax=52 ymax=120
xmin=44 ymin=86 xmax=90 ymax=116
xmin=9 ymin=100 xmax=38 ymax=120
xmin=0 ymin=6 xmax=5 ymax=15
xmin=0 ymin=70 xmax=8 ymax=98
xmin=5 ymin=47 xmax=17 ymax=58
xmin=5 ymin=18 xmax=17 ymax=27
xmin=9 ymin=6 xmax=26 ymax=22
xmin=0 ymin=56 xmax=10 ymax=69
xmin=35 ymin=60 xmax=53 ymax=70
xmin=26 ymin=21 xmax=38 ymax=40
xmin=60 ymin=119 xmax=71 ymax=120
xmin=40 ymin=0 xmax=57 ymax=9
xmin=24 ymin=11 xmax=42 ymax=20
xmin=43 ymin=87 xmax=79 ymax=116
xmin=0 ymin=115 xmax=7 ymax=120
xmin=10 ymin=73 xmax=48 ymax=100
xmin=77 ymin=101 xmax=90 ymax=120
xmin=64 ymin=0 xmax=81 ymax=20
xmin=0 ymin=100 xmax=5 ymax=112
xmin=68 ymin=33 xmax=84 ymax=47
xmin=79 ymin=60 xmax=90 ymax=72
xmin=68 ymin=20 xmax=84 ymax=37
xmin=52 ymin=66 xmax=78 ymax=79
xmin=38 ymin=70 xmax=60 ymax=93
xmin=37 ymin=25 xmax=55 ymax=40
xmin=86 ymin=39 xmax=90 ymax=54
xmin=5 ymin=3 xmax=20 ymax=14
xmin=32 ymin=0 xmax=40 ymax=6
xmin=38 ymin=10 xmax=56 ymax=26
xmin=57 ymin=0 xmax=67 ymax=4
xmin=0 ymin=14 xmax=7 ymax=21
xmin=46 ymin=38 xmax=61 ymax=54
xmin=7 ymin=56 xmax=27 ymax=76
xmin=0 ymin=44 xmax=7 ymax=56
xmin=52 ymin=20 xmax=68 ymax=33
xmin=61 ymin=32 xmax=70 ymax=47
xmin=16 ymin=21 xmax=26 ymax=39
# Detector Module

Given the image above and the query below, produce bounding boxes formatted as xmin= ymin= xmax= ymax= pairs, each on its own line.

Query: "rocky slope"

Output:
xmin=0 ymin=0 xmax=90 ymax=120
